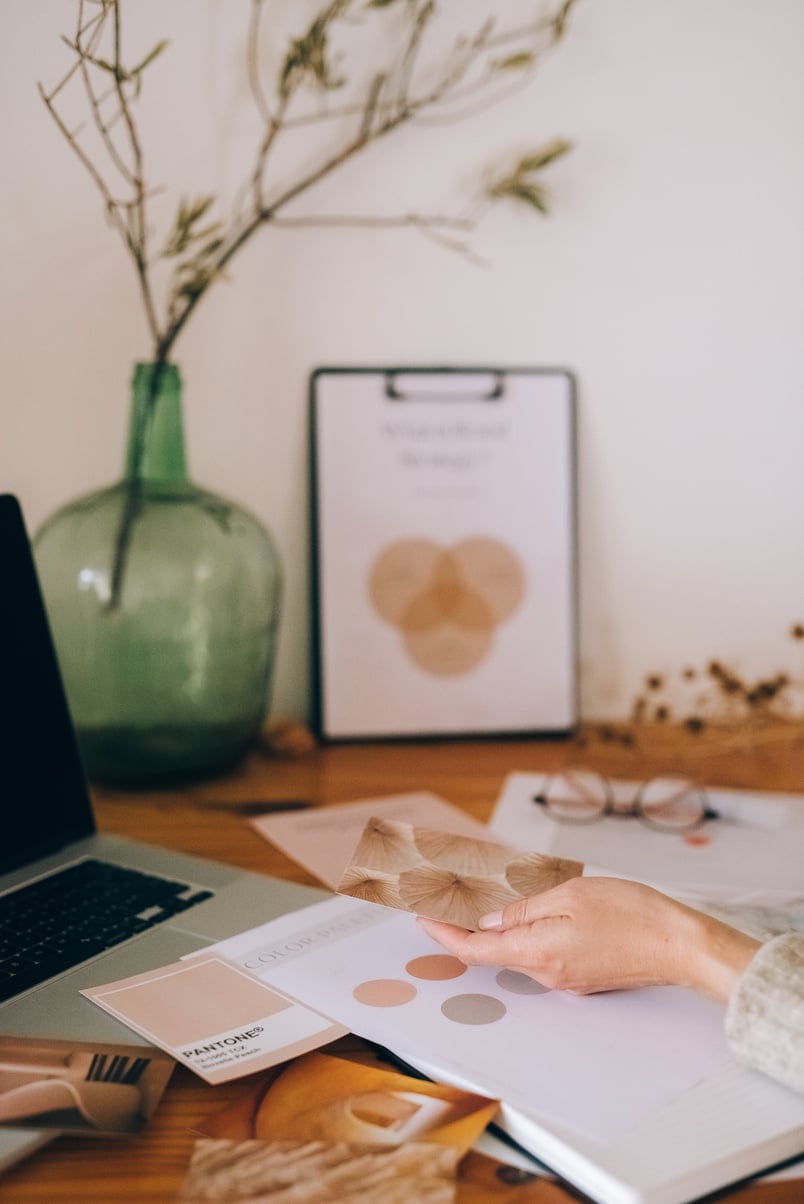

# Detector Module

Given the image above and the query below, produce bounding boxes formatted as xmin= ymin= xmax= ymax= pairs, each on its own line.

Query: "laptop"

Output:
xmin=0 ymin=493 xmax=324 ymax=1169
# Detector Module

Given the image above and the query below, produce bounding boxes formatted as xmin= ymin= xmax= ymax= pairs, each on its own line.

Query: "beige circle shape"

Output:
xmin=404 ymin=622 xmax=492 ymax=676
xmin=352 ymin=978 xmax=418 ymax=1007
xmin=450 ymin=538 xmax=526 ymax=624
xmin=368 ymin=536 xmax=526 ymax=677
xmin=368 ymin=539 xmax=442 ymax=625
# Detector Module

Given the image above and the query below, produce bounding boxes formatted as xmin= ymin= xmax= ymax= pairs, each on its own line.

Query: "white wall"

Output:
xmin=1 ymin=0 xmax=802 ymax=726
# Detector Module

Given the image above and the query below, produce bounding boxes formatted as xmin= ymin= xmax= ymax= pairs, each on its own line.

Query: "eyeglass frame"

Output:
xmin=531 ymin=768 xmax=721 ymax=833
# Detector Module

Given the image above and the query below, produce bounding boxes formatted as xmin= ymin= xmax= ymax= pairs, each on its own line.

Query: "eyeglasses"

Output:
xmin=531 ymin=768 xmax=720 ymax=833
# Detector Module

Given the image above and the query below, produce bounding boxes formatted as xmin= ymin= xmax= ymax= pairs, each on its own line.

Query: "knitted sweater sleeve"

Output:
xmin=724 ymin=932 xmax=804 ymax=1094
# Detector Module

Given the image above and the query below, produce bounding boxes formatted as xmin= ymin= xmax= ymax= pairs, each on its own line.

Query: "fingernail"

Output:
xmin=479 ymin=911 xmax=503 ymax=930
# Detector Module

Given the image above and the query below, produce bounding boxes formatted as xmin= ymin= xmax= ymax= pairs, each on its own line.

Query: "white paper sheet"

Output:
xmin=490 ymin=773 xmax=804 ymax=899
xmin=205 ymin=895 xmax=730 ymax=1148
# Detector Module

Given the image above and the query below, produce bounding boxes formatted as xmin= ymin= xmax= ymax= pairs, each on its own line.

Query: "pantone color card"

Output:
xmin=81 ymin=956 xmax=348 ymax=1085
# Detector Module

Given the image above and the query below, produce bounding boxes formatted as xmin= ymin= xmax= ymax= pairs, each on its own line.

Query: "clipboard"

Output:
xmin=309 ymin=366 xmax=577 ymax=741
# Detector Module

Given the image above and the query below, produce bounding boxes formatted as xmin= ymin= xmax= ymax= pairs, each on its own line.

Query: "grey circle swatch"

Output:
xmin=440 ymin=993 xmax=507 ymax=1025
xmin=496 ymin=969 xmax=550 ymax=995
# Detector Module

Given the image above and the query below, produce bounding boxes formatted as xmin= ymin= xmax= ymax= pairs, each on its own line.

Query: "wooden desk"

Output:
xmin=2 ymin=726 xmax=802 ymax=1203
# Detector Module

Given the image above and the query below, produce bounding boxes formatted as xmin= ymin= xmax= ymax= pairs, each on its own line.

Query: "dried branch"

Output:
xmin=38 ymin=0 xmax=580 ymax=606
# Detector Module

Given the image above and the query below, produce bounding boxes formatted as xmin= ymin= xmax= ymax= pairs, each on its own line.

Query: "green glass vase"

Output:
xmin=33 ymin=362 xmax=282 ymax=786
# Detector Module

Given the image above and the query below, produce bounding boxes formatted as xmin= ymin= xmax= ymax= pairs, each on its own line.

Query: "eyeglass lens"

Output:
xmin=637 ymin=776 xmax=707 ymax=829
xmin=542 ymin=770 xmax=609 ymax=820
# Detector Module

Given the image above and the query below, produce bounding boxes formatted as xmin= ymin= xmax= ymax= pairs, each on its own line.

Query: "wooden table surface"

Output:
xmin=1 ymin=722 xmax=802 ymax=1203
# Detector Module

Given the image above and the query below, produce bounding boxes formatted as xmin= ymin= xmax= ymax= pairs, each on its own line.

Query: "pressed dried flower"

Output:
xmin=349 ymin=817 xmax=419 ymax=873
xmin=746 ymin=677 xmax=786 ymax=705
xmin=708 ymin=661 xmax=744 ymax=693
xmin=412 ymin=827 xmax=511 ymax=875
xmin=336 ymin=866 xmax=405 ymax=909
xmin=397 ymin=866 xmax=518 ymax=929
xmin=504 ymin=852 xmax=583 ymax=896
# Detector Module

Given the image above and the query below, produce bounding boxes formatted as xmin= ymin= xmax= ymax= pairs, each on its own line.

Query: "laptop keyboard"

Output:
xmin=0 ymin=858 xmax=214 ymax=1003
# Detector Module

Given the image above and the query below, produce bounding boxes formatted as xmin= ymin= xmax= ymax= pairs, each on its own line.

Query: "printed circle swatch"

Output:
xmin=405 ymin=954 xmax=467 ymax=981
xmin=368 ymin=536 xmax=525 ymax=675
xmin=440 ymin=993 xmax=507 ymax=1025
xmin=495 ymin=969 xmax=550 ymax=995
xmin=352 ymin=979 xmax=417 ymax=1007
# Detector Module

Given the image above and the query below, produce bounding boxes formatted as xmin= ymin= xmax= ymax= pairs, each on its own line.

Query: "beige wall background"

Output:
xmin=1 ymin=0 xmax=802 ymax=726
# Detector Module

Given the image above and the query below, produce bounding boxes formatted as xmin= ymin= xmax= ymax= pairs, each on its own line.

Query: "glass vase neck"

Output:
xmin=125 ymin=361 xmax=187 ymax=485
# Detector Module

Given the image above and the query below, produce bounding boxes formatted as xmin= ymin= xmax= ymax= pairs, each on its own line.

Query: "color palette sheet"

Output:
xmin=204 ymin=895 xmax=730 ymax=1146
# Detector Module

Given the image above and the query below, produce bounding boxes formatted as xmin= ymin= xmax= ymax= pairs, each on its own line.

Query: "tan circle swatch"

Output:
xmin=369 ymin=537 xmax=525 ymax=675
xmin=405 ymin=954 xmax=468 ymax=982
xmin=352 ymin=978 xmax=418 ymax=1007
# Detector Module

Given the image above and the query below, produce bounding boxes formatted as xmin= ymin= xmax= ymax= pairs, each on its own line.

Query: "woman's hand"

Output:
xmin=417 ymin=877 xmax=760 ymax=1001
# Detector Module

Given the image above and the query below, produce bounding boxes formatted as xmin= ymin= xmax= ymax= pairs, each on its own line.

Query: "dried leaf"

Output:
xmin=280 ymin=8 xmax=348 ymax=99
xmin=162 ymin=195 xmax=221 ymax=258
xmin=492 ymin=52 xmax=536 ymax=72
xmin=516 ymin=138 xmax=573 ymax=172
xmin=489 ymin=180 xmax=549 ymax=213
xmin=131 ymin=39 xmax=170 ymax=77
xmin=554 ymin=0 xmax=576 ymax=38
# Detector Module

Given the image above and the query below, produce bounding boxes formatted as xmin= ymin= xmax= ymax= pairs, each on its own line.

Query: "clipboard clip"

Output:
xmin=384 ymin=370 xmax=505 ymax=402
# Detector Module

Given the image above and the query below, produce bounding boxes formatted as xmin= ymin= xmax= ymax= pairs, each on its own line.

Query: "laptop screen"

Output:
xmin=0 ymin=494 xmax=95 ymax=874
